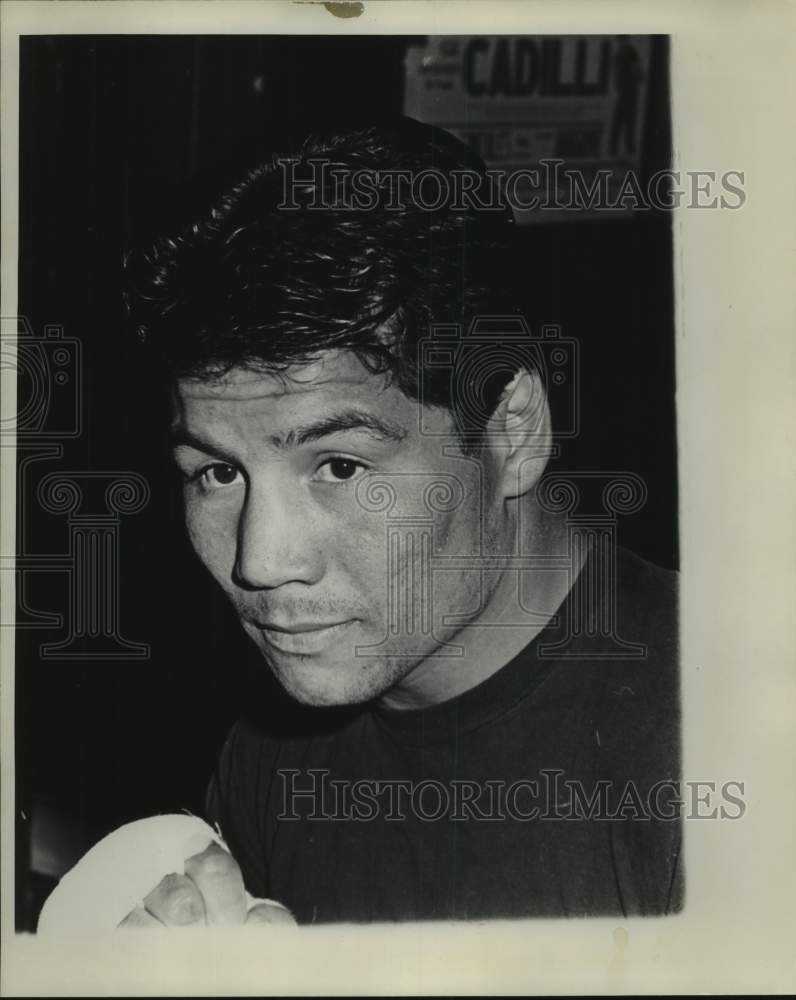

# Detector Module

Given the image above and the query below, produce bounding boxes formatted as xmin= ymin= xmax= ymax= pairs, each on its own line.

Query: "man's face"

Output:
xmin=172 ymin=351 xmax=506 ymax=707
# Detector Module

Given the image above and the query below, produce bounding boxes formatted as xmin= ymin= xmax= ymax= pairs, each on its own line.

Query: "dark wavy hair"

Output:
xmin=125 ymin=116 xmax=523 ymax=438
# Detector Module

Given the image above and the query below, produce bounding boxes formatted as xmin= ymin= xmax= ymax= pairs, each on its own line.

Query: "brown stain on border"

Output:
xmin=323 ymin=1 xmax=365 ymax=18
xmin=291 ymin=0 xmax=364 ymax=19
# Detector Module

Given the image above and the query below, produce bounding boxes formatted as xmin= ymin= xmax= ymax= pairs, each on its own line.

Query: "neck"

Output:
xmin=380 ymin=507 xmax=586 ymax=711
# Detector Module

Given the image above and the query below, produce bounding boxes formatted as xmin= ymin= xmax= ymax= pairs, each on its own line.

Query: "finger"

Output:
xmin=245 ymin=902 xmax=297 ymax=926
xmin=183 ymin=842 xmax=247 ymax=926
xmin=143 ymin=873 xmax=206 ymax=926
xmin=118 ymin=905 xmax=164 ymax=928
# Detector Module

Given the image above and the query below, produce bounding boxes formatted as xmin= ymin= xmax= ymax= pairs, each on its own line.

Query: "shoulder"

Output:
xmin=595 ymin=547 xmax=681 ymax=779
xmin=614 ymin=543 xmax=679 ymax=605
xmin=613 ymin=544 xmax=679 ymax=650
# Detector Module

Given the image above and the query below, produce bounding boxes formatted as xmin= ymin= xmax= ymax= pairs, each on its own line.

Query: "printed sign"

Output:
xmin=404 ymin=35 xmax=652 ymax=222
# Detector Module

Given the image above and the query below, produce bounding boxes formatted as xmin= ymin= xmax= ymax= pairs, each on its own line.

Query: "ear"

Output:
xmin=484 ymin=368 xmax=553 ymax=500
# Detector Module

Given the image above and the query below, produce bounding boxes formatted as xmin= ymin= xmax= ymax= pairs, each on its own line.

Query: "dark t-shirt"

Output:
xmin=206 ymin=544 xmax=682 ymax=923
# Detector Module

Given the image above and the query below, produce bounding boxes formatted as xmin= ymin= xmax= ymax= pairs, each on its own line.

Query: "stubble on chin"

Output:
xmin=262 ymin=644 xmax=423 ymax=709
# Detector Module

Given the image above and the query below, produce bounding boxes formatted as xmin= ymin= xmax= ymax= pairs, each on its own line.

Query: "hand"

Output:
xmin=118 ymin=842 xmax=295 ymax=927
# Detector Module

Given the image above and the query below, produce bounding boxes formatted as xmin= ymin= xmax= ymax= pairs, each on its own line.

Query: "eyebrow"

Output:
xmin=171 ymin=408 xmax=407 ymax=457
xmin=275 ymin=410 xmax=407 ymax=449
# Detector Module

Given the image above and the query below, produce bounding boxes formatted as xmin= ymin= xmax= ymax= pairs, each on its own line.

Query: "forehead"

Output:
xmin=175 ymin=351 xmax=391 ymax=411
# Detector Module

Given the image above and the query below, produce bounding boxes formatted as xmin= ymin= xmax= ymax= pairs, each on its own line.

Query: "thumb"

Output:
xmin=245 ymin=899 xmax=297 ymax=925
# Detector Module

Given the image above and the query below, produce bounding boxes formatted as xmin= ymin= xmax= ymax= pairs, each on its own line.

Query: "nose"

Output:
xmin=233 ymin=476 xmax=322 ymax=590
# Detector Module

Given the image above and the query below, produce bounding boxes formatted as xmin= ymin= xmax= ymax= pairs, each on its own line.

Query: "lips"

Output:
xmin=254 ymin=619 xmax=356 ymax=655
xmin=258 ymin=621 xmax=349 ymax=634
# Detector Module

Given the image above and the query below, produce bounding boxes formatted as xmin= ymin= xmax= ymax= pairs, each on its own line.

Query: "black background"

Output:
xmin=16 ymin=35 xmax=676 ymax=929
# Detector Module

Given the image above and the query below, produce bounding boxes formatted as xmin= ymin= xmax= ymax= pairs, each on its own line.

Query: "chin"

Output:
xmin=265 ymin=651 xmax=410 ymax=709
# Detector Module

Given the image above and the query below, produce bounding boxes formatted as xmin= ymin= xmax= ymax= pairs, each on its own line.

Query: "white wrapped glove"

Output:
xmin=37 ymin=813 xmax=294 ymax=932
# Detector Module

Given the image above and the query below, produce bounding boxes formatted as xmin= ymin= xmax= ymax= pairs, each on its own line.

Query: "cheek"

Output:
xmin=184 ymin=494 xmax=239 ymax=582
xmin=435 ymin=498 xmax=484 ymax=556
xmin=338 ymin=515 xmax=389 ymax=588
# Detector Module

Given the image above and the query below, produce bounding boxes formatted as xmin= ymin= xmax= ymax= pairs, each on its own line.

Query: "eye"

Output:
xmin=314 ymin=457 xmax=368 ymax=483
xmin=196 ymin=463 xmax=244 ymax=491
